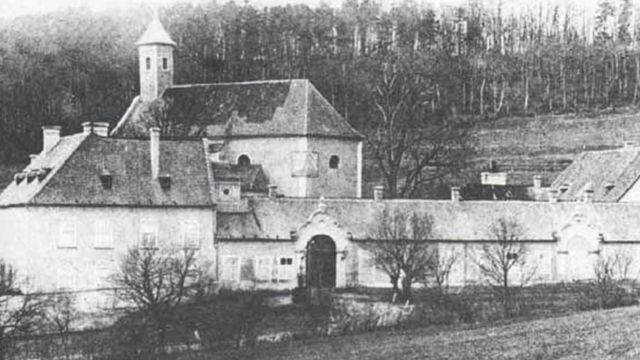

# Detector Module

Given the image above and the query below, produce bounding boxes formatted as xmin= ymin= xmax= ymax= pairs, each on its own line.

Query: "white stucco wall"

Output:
xmin=217 ymin=241 xmax=298 ymax=289
xmin=306 ymin=138 xmax=362 ymax=198
xmin=220 ymin=136 xmax=362 ymax=198
xmin=0 ymin=206 xmax=215 ymax=293
xmin=222 ymin=137 xmax=309 ymax=197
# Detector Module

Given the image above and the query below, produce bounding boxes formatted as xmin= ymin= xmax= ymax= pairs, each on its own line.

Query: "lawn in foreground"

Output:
xmin=226 ymin=305 xmax=640 ymax=360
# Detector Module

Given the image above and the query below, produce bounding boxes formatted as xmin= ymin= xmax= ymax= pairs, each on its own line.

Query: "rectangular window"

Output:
xmin=181 ymin=220 xmax=200 ymax=249
xmin=221 ymin=256 xmax=239 ymax=282
xmin=94 ymin=220 xmax=113 ymax=249
xmin=278 ymin=257 xmax=294 ymax=282
xmin=240 ymin=257 xmax=255 ymax=281
xmin=139 ymin=219 xmax=158 ymax=248
xmin=255 ymin=256 xmax=273 ymax=282
xmin=57 ymin=222 xmax=77 ymax=248
xmin=145 ymin=57 xmax=151 ymax=70
xmin=162 ymin=57 xmax=168 ymax=70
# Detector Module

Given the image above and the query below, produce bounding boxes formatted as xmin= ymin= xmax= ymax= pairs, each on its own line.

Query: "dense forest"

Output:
xmin=0 ymin=0 xmax=638 ymax=192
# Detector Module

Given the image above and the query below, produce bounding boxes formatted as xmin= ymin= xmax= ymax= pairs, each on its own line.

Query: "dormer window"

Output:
xmin=14 ymin=172 xmax=26 ymax=185
xmin=159 ymin=175 xmax=172 ymax=190
xmin=604 ymin=182 xmax=615 ymax=192
xmin=162 ymin=58 xmax=168 ymax=70
xmin=559 ymin=183 xmax=569 ymax=193
xmin=329 ymin=155 xmax=340 ymax=169
xmin=145 ymin=57 xmax=151 ymax=70
xmin=37 ymin=168 xmax=51 ymax=181
xmin=237 ymin=154 xmax=251 ymax=167
xmin=26 ymin=170 xmax=38 ymax=183
xmin=100 ymin=172 xmax=113 ymax=190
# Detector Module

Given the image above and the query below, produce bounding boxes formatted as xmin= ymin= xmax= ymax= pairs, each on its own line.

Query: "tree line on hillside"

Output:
xmin=0 ymin=0 xmax=638 ymax=194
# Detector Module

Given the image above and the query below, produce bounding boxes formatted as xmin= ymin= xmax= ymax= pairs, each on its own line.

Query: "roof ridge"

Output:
xmin=169 ymin=79 xmax=308 ymax=89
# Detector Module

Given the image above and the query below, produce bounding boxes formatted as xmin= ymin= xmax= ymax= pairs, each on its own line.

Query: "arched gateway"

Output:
xmin=306 ymin=235 xmax=336 ymax=288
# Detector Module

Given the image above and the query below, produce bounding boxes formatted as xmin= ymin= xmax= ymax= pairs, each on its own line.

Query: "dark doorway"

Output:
xmin=306 ymin=235 xmax=336 ymax=288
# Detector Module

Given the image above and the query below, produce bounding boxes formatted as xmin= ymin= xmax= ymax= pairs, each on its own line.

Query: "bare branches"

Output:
xmin=477 ymin=217 xmax=534 ymax=318
xmin=364 ymin=209 xmax=437 ymax=302
xmin=360 ymin=51 xmax=473 ymax=198
xmin=111 ymin=248 xmax=202 ymax=315
xmin=0 ymin=264 xmax=49 ymax=359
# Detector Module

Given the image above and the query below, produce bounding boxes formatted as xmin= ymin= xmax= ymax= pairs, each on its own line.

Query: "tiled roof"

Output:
xmin=0 ymin=135 xmax=212 ymax=207
xmin=135 ymin=17 xmax=176 ymax=47
xmin=551 ymin=147 xmax=640 ymax=202
xmin=111 ymin=79 xmax=364 ymax=140
xmin=216 ymin=198 xmax=640 ymax=242
xmin=211 ymin=162 xmax=269 ymax=192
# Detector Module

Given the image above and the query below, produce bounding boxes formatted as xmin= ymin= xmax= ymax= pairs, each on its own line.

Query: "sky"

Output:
xmin=0 ymin=0 xmax=599 ymax=19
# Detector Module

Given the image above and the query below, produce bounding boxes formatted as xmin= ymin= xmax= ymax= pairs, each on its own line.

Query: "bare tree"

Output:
xmin=0 ymin=263 xmax=48 ymax=360
xmin=425 ymin=248 xmax=459 ymax=293
xmin=110 ymin=248 xmax=203 ymax=353
xmin=592 ymin=250 xmax=635 ymax=309
xmin=358 ymin=51 xmax=473 ymax=198
xmin=477 ymin=218 xmax=534 ymax=318
xmin=45 ymin=294 xmax=76 ymax=360
xmin=364 ymin=209 xmax=436 ymax=302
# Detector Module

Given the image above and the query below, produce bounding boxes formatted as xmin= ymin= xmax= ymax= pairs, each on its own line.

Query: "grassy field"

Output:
xmin=226 ymin=305 xmax=640 ymax=360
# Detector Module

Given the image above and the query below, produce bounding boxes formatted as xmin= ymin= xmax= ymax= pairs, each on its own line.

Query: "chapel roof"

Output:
xmin=111 ymin=79 xmax=364 ymax=140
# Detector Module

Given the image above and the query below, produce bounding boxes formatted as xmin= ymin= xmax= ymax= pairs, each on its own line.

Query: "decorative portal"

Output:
xmin=306 ymin=235 xmax=336 ymax=288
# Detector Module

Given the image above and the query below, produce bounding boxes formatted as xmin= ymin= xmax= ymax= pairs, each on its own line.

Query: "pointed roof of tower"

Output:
xmin=135 ymin=15 xmax=177 ymax=47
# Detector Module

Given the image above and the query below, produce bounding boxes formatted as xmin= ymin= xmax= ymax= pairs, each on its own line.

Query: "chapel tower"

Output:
xmin=135 ymin=14 xmax=176 ymax=101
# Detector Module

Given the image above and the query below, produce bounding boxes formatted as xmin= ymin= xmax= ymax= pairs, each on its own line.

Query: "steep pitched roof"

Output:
xmin=112 ymin=79 xmax=364 ymax=140
xmin=135 ymin=17 xmax=176 ymax=47
xmin=551 ymin=147 xmax=640 ymax=202
xmin=0 ymin=135 xmax=212 ymax=207
xmin=216 ymin=198 xmax=640 ymax=242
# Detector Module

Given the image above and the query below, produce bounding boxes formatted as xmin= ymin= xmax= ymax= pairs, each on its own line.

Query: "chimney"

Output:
xmin=583 ymin=188 xmax=594 ymax=203
xmin=533 ymin=175 xmax=542 ymax=189
xmin=149 ymin=127 xmax=160 ymax=179
xmin=93 ymin=122 xmax=109 ymax=137
xmin=82 ymin=122 xmax=110 ymax=137
xmin=82 ymin=122 xmax=92 ymax=135
xmin=548 ymin=189 xmax=558 ymax=203
xmin=451 ymin=186 xmax=461 ymax=203
xmin=268 ymin=184 xmax=278 ymax=198
xmin=373 ymin=185 xmax=384 ymax=201
xmin=29 ymin=154 xmax=38 ymax=166
xmin=41 ymin=126 xmax=61 ymax=154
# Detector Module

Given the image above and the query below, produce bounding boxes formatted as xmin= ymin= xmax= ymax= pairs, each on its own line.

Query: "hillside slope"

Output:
xmin=362 ymin=111 xmax=640 ymax=197
xmin=230 ymin=305 xmax=640 ymax=359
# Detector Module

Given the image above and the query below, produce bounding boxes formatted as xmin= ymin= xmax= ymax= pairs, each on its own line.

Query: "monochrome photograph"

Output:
xmin=0 ymin=0 xmax=638 ymax=358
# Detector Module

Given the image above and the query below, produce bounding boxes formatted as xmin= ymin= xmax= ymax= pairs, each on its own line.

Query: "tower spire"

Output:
xmin=135 ymin=11 xmax=176 ymax=48
xmin=136 ymin=12 xmax=176 ymax=101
